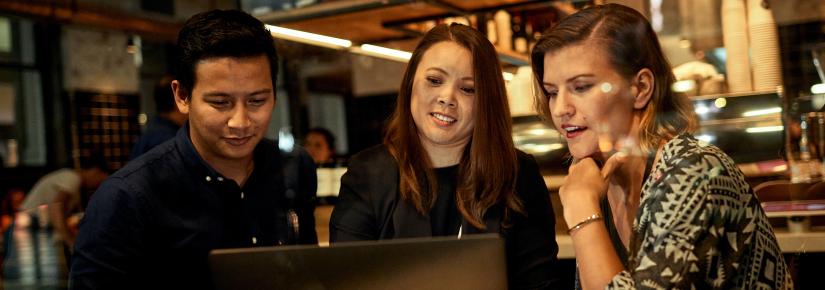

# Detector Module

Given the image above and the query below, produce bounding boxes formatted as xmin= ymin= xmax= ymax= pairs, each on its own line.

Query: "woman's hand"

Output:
xmin=560 ymin=155 xmax=629 ymax=290
xmin=559 ymin=154 xmax=626 ymax=225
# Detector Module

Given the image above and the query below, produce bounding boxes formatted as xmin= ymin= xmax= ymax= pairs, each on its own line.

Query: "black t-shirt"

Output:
xmin=429 ymin=165 xmax=462 ymax=237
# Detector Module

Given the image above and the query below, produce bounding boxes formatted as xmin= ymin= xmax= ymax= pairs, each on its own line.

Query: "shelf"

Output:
xmin=496 ymin=47 xmax=529 ymax=66
xmin=256 ymin=0 xmax=544 ymax=65
xmin=70 ymin=91 xmax=141 ymax=171
xmin=698 ymin=114 xmax=782 ymax=128
xmin=690 ymin=89 xmax=782 ymax=100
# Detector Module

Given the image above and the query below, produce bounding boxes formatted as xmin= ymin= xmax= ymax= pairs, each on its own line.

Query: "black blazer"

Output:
xmin=330 ymin=145 xmax=562 ymax=289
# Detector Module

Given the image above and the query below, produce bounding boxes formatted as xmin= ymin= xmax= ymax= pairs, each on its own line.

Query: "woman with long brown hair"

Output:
xmin=532 ymin=4 xmax=791 ymax=289
xmin=330 ymin=23 xmax=562 ymax=289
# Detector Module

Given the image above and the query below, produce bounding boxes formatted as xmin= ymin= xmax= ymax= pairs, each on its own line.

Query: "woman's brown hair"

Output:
xmin=384 ymin=23 xmax=522 ymax=229
xmin=530 ymin=4 xmax=697 ymax=152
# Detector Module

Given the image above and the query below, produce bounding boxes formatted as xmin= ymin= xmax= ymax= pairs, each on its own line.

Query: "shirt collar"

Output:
xmin=175 ymin=123 xmax=224 ymax=183
xmin=174 ymin=123 xmax=281 ymax=185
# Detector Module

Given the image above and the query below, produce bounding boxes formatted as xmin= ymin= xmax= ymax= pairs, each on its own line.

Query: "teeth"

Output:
xmin=432 ymin=113 xmax=456 ymax=123
xmin=564 ymin=126 xmax=581 ymax=132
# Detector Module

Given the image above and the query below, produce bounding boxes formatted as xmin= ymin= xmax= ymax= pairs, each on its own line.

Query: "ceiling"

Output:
xmin=257 ymin=0 xmax=551 ymax=52
xmin=0 ymin=0 xmax=186 ymax=41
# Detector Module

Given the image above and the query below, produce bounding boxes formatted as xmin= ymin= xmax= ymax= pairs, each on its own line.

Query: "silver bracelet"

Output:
xmin=567 ymin=213 xmax=603 ymax=235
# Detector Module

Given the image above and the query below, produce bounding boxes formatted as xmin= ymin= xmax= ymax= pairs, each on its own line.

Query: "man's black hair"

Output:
xmin=154 ymin=75 xmax=176 ymax=113
xmin=175 ymin=9 xmax=279 ymax=97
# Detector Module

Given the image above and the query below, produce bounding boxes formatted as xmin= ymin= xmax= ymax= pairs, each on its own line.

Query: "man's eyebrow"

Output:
xmin=201 ymin=89 xmax=272 ymax=98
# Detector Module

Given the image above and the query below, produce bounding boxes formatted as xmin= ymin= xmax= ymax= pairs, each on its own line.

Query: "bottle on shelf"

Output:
xmin=512 ymin=12 xmax=529 ymax=54
xmin=792 ymin=115 xmax=823 ymax=183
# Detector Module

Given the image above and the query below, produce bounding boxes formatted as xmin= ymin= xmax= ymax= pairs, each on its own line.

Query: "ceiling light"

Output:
xmin=812 ymin=83 xmax=825 ymax=94
xmin=742 ymin=107 xmax=781 ymax=117
xmin=746 ymin=126 xmax=783 ymax=133
xmin=695 ymin=104 xmax=710 ymax=115
xmin=265 ymin=24 xmax=352 ymax=49
xmin=354 ymin=44 xmax=412 ymax=62
xmin=714 ymin=98 xmax=726 ymax=108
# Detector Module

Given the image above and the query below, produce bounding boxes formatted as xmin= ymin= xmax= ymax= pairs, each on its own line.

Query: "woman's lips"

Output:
xmin=565 ymin=129 xmax=585 ymax=139
xmin=561 ymin=125 xmax=587 ymax=139
xmin=430 ymin=112 xmax=456 ymax=127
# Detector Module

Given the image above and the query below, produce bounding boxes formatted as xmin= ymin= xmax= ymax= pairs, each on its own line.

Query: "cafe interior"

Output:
xmin=0 ymin=0 xmax=824 ymax=288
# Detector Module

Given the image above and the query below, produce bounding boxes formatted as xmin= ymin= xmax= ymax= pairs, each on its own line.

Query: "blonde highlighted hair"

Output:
xmin=530 ymin=4 xmax=697 ymax=152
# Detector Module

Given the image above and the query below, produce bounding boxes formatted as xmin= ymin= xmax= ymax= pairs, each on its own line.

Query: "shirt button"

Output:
xmin=252 ymin=237 xmax=257 ymax=244
xmin=240 ymin=192 xmax=245 ymax=199
xmin=205 ymin=176 xmax=211 ymax=182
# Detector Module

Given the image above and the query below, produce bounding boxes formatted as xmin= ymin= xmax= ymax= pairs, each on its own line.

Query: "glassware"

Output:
xmin=787 ymin=112 xmax=825 ymax=183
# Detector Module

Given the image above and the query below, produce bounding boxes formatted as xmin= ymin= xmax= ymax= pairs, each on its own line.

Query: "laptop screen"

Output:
xmin=209 ymin=234 xmax=507 ymax=290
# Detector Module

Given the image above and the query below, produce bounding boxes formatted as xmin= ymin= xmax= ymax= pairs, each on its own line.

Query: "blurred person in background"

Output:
xmin=304 ymin=127 xmax=336 ymax=165
xmin=17 ymin=155 xmax=108 ymax=264
xmin=1 ymin=188 xmax=25 ymax=272
xmin=129 ymin=74 xmax=187 ymax=160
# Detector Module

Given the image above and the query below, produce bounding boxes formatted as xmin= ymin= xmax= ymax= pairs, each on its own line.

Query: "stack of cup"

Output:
xmin=722 ymin=0 xmax=753 ymax=93
xmin=747 ymin=0 xmax=782 ymax=92
xmin=494 ymin=10 xmax=512 ymax=51
xmin=506 ymin=66 xmax=536 ymax=117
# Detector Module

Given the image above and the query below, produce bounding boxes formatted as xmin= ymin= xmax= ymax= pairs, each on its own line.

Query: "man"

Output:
xmin=18 ymin=156 xmax=108 ymax=238
xmin=70 ymin=10 xmax=317 ymax=289
xmin=129 ymin=74 xmax=187 ymax=160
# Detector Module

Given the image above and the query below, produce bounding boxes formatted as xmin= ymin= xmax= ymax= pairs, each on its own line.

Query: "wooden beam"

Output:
xmin=0 ymin=0 xmax=182 ymax=41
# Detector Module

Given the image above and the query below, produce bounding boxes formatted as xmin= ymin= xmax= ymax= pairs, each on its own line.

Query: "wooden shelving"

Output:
xmin=70 ymin=91 xmax=140 ymax=171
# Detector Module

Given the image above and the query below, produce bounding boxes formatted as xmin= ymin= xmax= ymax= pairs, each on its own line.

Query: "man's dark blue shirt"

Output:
xmin=70 ymin=124 xmax=317 ymax=289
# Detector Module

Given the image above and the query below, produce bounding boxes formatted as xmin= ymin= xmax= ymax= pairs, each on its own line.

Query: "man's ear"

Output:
xmin=632 ymin=68 xmax=654 ymax=110
xmin=171 ymin=80 xmax=190 ymax=114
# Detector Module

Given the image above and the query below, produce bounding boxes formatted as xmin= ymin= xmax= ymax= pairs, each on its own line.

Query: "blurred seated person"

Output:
xmin=2 ymin=189 xmax=24 ymax=232
xmin=2 ymin=189 xmax=25 ymax=264
xmin=304 ymin=127 xmax=337 ymax=166
xmin=129 ymin=74 xmax=187 ymax=160
xmin=531 ymin=4 xmax=791 ymax=289
xmin=330 ymin=23 xmax=562 ymax=289
xmin=18 ymin=155 xmax=108 ymax=249
xmin=70 ymin=10 xmax=317 ymax=289
xmin=672 ymin=48 xmax=724 ymax=96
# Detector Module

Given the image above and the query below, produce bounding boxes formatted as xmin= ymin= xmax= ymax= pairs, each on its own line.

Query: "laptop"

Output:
xmin=209 ymin=234 xmax=507 ymax=290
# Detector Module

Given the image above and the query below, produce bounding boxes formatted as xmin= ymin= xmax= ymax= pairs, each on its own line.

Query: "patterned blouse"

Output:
xmin=603 ymin=134 xmax=793 ymax=289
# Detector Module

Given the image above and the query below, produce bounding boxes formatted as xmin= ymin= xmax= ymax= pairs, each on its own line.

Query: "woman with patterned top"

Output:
xmin=530 ymin=3 xmax=792 ymax=289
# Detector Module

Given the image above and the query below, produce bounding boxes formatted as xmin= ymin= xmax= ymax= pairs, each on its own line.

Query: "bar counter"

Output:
xmin=316 ymin=205 xmax=825 ymax=258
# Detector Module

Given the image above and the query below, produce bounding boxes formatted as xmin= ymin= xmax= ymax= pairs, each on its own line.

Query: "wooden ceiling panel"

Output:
xmin=441 ymin=0 xmax=536 ymax=11
xmin=279 ymin=3 xmax=446 ymax=43
xmin=266 ymin=0 xmax=548 ymax=44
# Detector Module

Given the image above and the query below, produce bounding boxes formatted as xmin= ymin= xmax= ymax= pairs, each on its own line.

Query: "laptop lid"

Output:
xmin=209 ymin=234 xmax=507 ymax=290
